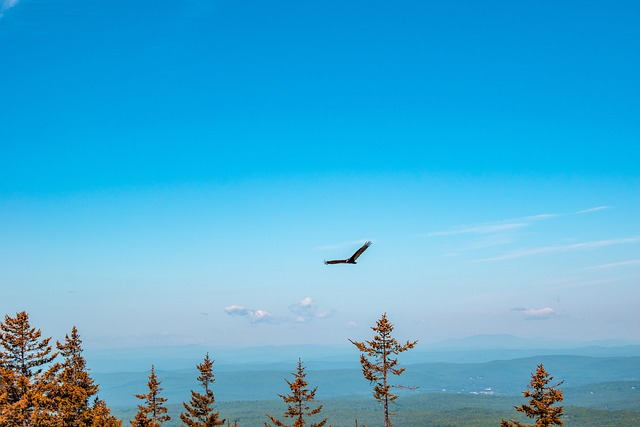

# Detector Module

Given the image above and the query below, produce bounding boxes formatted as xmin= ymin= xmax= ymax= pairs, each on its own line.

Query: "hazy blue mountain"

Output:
xmin=91 ymin=354 xmax=640 ymax=409
xmin=85 ymin=344 xmax=359 ymax=372
xmin=84 ymin=335 xmax=640 ymax=372
xmin=84 ymin=335 xmax=640 ymax=412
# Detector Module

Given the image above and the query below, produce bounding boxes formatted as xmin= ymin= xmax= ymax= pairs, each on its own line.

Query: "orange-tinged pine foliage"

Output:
xmin=131 ymin=365 xmax=170 ymax=427
xmin=50 ymin=326 xmax=121 ymax=427
xmin=265 ymin=359 xmax=328 ymax=427
xmin=90 ymin=398 xmax=123 ymax=427
xmin=349 ymin=313 xmax=417 ymax=427
xmin=500 ymin=363 xmax=565 ymax=427
xmin=1 ymin=313 xmax=122 ymax=427
xmin=180 ymin=353 xmax=225 ymax=427
xmin=0 ymin=311 xmax=58 ymax=426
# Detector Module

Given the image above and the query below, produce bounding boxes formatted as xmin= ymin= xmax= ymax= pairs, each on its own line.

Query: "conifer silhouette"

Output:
xmin=0 ymin=311 xmax=58 ymax=426
xmin=131 ymin=365 xmax=170 ymax=427
xmin=51 ymin=326 xmax=121 ymax=426
xmin=180 ymin=353 xmax=225 ymax=426
xmin=349 ymin=313 xmax=417 ymax=427
xmin=500 ymin=363 xmax=565 ymax=427
xmin=265 ymin=358 xmax=327 ymax=427
xmin=90 ymin=397 xmax=123 ymax=427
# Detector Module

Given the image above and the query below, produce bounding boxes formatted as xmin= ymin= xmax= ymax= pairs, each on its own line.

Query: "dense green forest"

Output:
xmin=110 ymin=395 xmax=640 ymax=427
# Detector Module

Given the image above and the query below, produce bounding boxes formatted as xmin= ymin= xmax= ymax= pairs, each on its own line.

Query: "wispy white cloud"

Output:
xmin=1 ymin=0 xmax=19 ymax=15
xmin=251 ymin=310 xmax=274 ymax=322
xmin=289 ymin=296 xmax=335 ymax=322
xmin=225 ymin=297 xmax=335 ymax=325
xmin=475 ymin=236 xmax=640 ymax=262
xmin=427 ymin=222 xmax=529 ymax=237
xmin=297 ymin=296 xmax=314 ymax=308
xmin=576 ymin=206 xmax=610 ymax=214
xmin=426 ymin=212 xmax=560 ymax=237
xmin=224 ymin=304 xmax=275 ymax=323
xmin=512 ymin=307 xmax=558 ymax=320
xmin=427 ymin=206 xmax=608 ymax=238
xmin=224 ymin=305 xmax=250 ymax=316
xmin=524 ymin=213 xmax=561 ymax=220
xmin=459 ymin=233 xmax=518 ymax=251
xmin=587 ymin=259 xmax=640 ymax=270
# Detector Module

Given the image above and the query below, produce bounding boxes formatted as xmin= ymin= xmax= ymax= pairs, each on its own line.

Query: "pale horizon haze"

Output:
xmin=1 ymin=0 xmax=638 ymax=350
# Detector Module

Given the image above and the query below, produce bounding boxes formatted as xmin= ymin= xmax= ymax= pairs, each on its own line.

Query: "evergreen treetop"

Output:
xmin=131 ymin=365 xmax=170 ymax=427
xmin=350 ymin=312 xmax=417 ymax=427
xmin=265 ymin=358 xmax=327 ymax=427
xmin=0 ymin=311 xmax=58 ymax=426
xmin=180 ymin=353 xmax=225 ymax=427
xmin=500 ymin=363 xmax=565 ymax=427
xmin=0 ymin=311 xmax=56 ymax=377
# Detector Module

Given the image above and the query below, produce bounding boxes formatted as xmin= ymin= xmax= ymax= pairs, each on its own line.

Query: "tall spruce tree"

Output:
xmin=500 ymin=364 xmax=565 ymax=427
xmin=265 ymin=358 xmax=327 ymax=427
xmin=349 ymin=313 xmax=417 ymax=427
xmin=130 ymin=365 xmax=170 ymax=427
xmin=180 ymin=353 xmax=225 ymax=427
xmin=0 ymin=311 xmax=58 ymax=426
xmin=51 ymin=326 xmax=121 ymax=427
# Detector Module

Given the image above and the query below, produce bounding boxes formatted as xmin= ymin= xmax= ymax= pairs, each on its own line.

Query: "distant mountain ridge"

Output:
xmin=428 ymin=334 xmax=639 ymax=350
xmin=91 ymin=354 xmax=640 ymax=408
xmin=84 ymin=334 xmax=640 ymax=373
xmin=85 ymin=336 xmax=640 ymax=425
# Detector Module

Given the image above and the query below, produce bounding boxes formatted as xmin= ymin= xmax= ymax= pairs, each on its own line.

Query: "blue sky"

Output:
xmin=1 ymin=0 xmax=638 ymax=349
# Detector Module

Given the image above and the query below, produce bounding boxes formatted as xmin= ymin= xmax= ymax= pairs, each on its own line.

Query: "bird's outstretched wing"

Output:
xmin=324 ymin=241 xmax=372 ymax=265
xmin=324 ymin=259 xmax=347 ymax=265
xmin=347 ymin=241 xmax=372 ymax=263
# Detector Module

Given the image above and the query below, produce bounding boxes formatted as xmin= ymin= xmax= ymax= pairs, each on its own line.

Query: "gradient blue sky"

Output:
xmin=1 ymin=0 xmax=638 ymax=349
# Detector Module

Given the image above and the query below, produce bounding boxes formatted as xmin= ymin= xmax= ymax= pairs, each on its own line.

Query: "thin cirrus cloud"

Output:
xmin=475 ymin=236 xmax=640 ymax=262
xmin=1 ymin=0 xmax=19 ymax=14
xmin=576 ymin=206 xmax=610 ymax=214
xmin=426 ymin=213 xmax=558 ymax=237
xmin=426 ymin=206 xmax=609 ymax=238
xmin=587 ymin=259 xmax=640 ymax=270
xmin=427 ymin=222 xmax=530 ymax=237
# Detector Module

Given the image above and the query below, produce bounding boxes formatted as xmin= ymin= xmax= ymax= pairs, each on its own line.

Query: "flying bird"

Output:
xmin=324 ymin=241 xmax=372 ymax=265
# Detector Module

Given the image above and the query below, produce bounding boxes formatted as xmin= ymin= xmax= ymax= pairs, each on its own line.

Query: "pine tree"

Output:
xmin=0 ymin=311 xmax=58 ymax=426
xmin=265 ymin=359 xmax=327 ymax=427
xmin=130 ymin=365 xmax=170 ymax=427
xmin=89 ymin=398 xmax=123 ymax=427
xmin=180 ymin=353 xmax=225 ymax=427
xmin=0 ymin=365 xmax=15 ymax=425
xmin=349 ymin=313 xmax=417 ymax=427
xmin=500 ymin=363 xmax=565 ymax=427
xmin=51 ymin=326 xmax=121 ymax=427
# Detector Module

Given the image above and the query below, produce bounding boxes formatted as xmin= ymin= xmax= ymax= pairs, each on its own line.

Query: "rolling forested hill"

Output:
xmin=110 ymin=392 xmax=640 ymax=427
xmin=93 ymin=355 xmax=640 ymax=406
xmin=94 ymin=353 xmax=639 ymax=426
